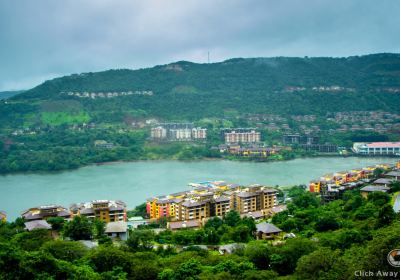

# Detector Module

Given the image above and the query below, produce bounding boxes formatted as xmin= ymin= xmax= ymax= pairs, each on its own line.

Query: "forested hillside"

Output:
xmin=3 ymin=53 xmax=400 ymax=126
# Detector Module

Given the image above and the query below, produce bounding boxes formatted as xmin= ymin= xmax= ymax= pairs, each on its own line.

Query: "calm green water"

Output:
xmin=0 ymin=157 xmax=398 ymax=220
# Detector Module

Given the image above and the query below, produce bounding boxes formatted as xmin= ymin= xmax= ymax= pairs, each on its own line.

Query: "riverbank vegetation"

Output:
xmin=1 ymin=185 xmax=399 ymax=279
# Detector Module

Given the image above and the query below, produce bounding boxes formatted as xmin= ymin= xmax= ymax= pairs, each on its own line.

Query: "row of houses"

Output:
xmin=146 ymin=181 xmax=280 ymax=229
xmin=20 ymin=200 xmax=129 ymax=239
xmin=309 ymin=161 xmax=400 ymax=203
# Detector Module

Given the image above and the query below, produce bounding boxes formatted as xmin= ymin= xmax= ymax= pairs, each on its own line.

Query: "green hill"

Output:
xmin=4 ymin=53 xmax=400 ymax=126
xmin=0 ymin=90 xmax=25 ymax=100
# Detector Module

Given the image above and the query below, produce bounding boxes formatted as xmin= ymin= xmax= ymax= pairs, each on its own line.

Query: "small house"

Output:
xmin=255 ymin=222 xmax=282 ymax=240
xmin=105 ymin=221 xmax=128 ymax=240
xmin=25 ymin=220 xmax=52 ymax=231
xmin=360 ymin=185 xmax=390 ymax=198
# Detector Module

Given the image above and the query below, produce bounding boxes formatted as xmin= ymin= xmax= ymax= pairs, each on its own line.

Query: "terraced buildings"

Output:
xmin=146 ymin=181 xmax=278 ymax=221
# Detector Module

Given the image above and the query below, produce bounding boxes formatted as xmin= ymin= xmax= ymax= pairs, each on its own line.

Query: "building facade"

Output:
xmin=353 ymin=142 xmax=400 ymax=155
xmin=21 ymin=205 xmax=71 ymax=221
xmin=70 ymin=200 xmax=127 ymax=222
xmin=224 ymin=129 xmax=261 ymax=144
xmin=146 ymin=182 xmax=278 ymax=222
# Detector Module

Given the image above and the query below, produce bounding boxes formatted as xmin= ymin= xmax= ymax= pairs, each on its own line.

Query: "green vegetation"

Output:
xmin=1 ymin=53 xmax=400 ymax=173
xmin=41 ymin=111 xmax=91 ymax=126
xmin=1 ymin=185 xmax=400 ymax=279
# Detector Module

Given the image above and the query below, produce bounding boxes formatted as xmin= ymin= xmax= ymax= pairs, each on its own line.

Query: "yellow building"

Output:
xmin=70 ymin=200 xmax=126 ymax=222
xmin=214 ymin=196 xmax=231 ymax=216
xmin=180 ymin=200 xmax=211 ymax=220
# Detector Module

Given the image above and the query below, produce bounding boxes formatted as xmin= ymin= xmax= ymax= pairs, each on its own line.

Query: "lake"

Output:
xmin=0 ymin=157 xmax=398 ymax=220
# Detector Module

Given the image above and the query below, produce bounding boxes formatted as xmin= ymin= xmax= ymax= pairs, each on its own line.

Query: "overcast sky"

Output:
xmin=0 ymin=0 xmax=399 ymax=91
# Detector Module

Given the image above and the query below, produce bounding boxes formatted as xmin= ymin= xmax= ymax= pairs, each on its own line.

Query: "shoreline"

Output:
xmin=1 ymin=154 xmax=398 ymax=176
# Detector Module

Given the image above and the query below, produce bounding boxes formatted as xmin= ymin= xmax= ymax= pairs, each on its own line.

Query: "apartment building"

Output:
xmin=224 ymin=129 xmax=261 ymax=144
xmin=150 ymin=126 xmax=167 ymax=139
xmin=21 ymin=205 xmax=71 ymax=221
xmin=70 ymin=200 xmax=127 ymax=222
xmin=150 ymin=123 xmax=207 ymax=141
xmin=146 ymin=181 xmax=278 ymax=221
xmin=192 ymin=127 xmax=207 ymax=139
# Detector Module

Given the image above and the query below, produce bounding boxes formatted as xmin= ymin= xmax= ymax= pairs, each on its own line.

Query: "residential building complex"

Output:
xmin=353 ymin=142 xmax=400 ymax=155
xmin=223 ymin=129 xmax=261 ymax=144
xmin=70 ymin=200 xmax=127 ymax=222
xmin=151 ymin=123 xmax=207 ymax=141
xmin=146 ymin=181 xmax=278 ymax=222
xmin=21 ymin=205 xmax=71 ymax=221
xmin=309 ymin=162 xmax=399 ymax=203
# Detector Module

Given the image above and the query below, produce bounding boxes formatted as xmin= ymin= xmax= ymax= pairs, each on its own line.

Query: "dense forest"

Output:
xmin=2 ymin=53 xmax=400 ymax=127
xmin=1 ymin=185 xmax=400 ymax=279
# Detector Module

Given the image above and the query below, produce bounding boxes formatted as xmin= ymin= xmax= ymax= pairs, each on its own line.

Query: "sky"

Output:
xmin=0 ymin=0 xmax=399 ymax=91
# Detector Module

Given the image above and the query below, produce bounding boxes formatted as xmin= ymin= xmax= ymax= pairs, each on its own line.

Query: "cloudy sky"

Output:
xmin=0 ymin=0 xmax=399 ymax=91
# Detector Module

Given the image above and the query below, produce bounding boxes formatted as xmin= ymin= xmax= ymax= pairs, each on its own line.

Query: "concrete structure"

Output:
xmin=373 ymin=178 xmax=393 ymax=187
xmin=127 ymin=216 xmax=149 ymax=229
xmin=223 ymin=129 xmax=261 ymax=144
xmin=255 ymin=222 xmax=282 ymax=240
xmin=94 ymin=140 xmax=114 ymax=149
xmin=151 ymin=123 xmax=207 ymax=141
xmin=21 ymin=205 xmax=70 ymax=221
xmin=360 ymin=185 xmax=390 ymax=198
xmin=191 ymin=127 xmax=207 ymax=139
xmin=353 ymin=142 xmax=400 ymax=155
xmin=146 ymin=182 xmax=278 ymax=224
xmin=282 ymin=134 xmax=319 ymax=145
xmin=25 ymin=220 xmax=52 ymax=231
xmin=168 ymin=220 xmax=201 ymax=230
xmin=386 ymin=171 xmax=400 ymax=181
xmin=150 ymin=126 xmax=167 ymax=139
xmin=70 ymin=200 xmax=127 ymax=222
xmin=105 ymin=221 xmax=128 ymax=240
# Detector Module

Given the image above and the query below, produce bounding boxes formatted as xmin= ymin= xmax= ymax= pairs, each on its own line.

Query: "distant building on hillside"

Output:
xmin=150 ymin=123 xmax=207 ymax=141
xmin=300 ymin=143 xmax=338 ymax=153
xmin=282 ymin=134 xmax=319 ymax=145
xmin=94 ymin=140 xmax=114 ymax=149
xmin=151 ymin=126 xmax=167 ymax=139
xmin=353 ymin=142 xmax=400 ymax=155
xmin=223 ymin=129 xmax=261 ymax=144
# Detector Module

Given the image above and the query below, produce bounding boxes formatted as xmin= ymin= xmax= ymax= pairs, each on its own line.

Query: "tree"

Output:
xmin=204 ymin=217 xmax=223 ymax=230
xmin=315 ymin=215 xmax=340 ymax=232
xmin=63 ymin=216 xmax=93 ymax=240
xmin=292 ymin=192 xmax=319 ymax=209
xmin=174 ymin=259 xmax=202 ymax=280
xmin=223 ymin=210 xmax=241 ymax=227
xmin=377 ymin=204 xmax=396 ymax=227
xmin=42 ymin=240 xmax=87 ymax=262
xmin=295 ymin=248 xmax=340 ymax=280
xmin=367 ymin=192 xmax=391 ymax=206
xmin=47 ymin=217 xmax=65 ymax=231
xmin=126 ymin=230 xmax=155 ymax=251
xmin=245 ymin=241 xmax=271 ymax=270
xmin=93 ymin=219 xmax=106 ymax=239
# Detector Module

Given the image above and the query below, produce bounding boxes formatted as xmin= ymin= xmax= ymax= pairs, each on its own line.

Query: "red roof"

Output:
xmin=366 ymin=142 xmax=400 ymax=148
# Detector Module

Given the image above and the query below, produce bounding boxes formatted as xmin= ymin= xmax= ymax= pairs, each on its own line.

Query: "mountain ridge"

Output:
xmin=3 ymin=53 xmax=400 ymax=125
